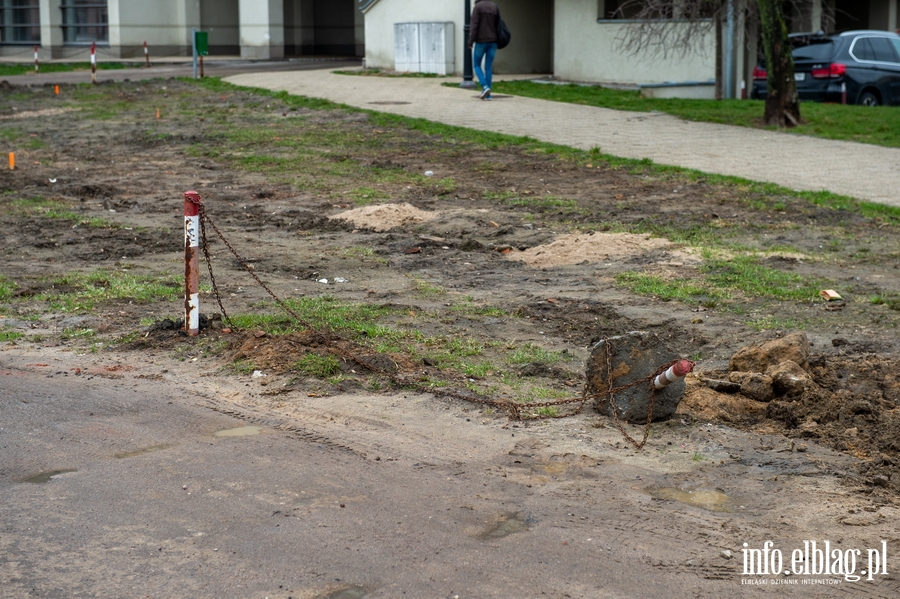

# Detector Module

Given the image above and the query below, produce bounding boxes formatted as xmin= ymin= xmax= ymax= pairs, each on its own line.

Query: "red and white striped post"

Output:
xmin=90 ymin=42 xmax=97 ymax=84
xmin=841 ymin=82 xmax=847 ymax=105
xmin=34 ymin=45 xmax=39 ymax=72
xmin=740 ymin=80 xmax=746 ymax=100
xmin=143 ymin=41 xmax=150 ymax=67
xmin=184 ymin=191 xmax=201 ymax=336
xmin=653 ymin=359 xmax=694 ymax=390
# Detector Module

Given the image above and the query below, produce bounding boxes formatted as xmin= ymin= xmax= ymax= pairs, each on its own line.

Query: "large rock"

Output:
xmin=729 ymin=331 xmax=810 ymax=373
xmin=728 ymin=371 xmax=775 ymax=402
xmin=767 ymin=360 xmax=812 ymax=397
xmin=585 ymin=331 xmax=686 ymax=423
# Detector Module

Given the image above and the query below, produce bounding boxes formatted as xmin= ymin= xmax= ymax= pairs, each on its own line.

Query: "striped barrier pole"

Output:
xmin=184 ymin=191 xmax=201 ymax=336
xmin=841 ymin=82 xmax=847 ymax=105
xmin=34 ymin=45 xmax=39 ymax=72
xmin=653 ymin=359 xmax=694 ymax=390
xmin=90 ymin=42 xmax=97 ymax=84
xmin=144 ymin=41 xmax=150 ymax=67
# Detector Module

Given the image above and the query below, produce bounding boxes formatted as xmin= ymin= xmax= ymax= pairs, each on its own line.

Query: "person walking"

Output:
xmin=468 ymin=0 xmax=501 ymax=100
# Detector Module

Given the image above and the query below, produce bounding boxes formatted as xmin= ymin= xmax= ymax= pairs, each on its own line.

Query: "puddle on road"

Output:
xmin=213 ymin=426 xmax=261 ymax=437
xmin=319 ymin=586 xmax=368 ymax=599
xmin=22 ymin=469 xmax=77 ymax=483
xmin=479 ymin=513 xmax=529 ymax=539
xmin=646 ymin=486 xmax=732 ymax=512
xmin=114 ymin=444 xmax=172 ymax=459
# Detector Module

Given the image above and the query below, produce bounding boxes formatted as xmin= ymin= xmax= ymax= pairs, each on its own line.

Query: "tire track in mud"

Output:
xmin=198 ymin=394 xmax=371 ymax=459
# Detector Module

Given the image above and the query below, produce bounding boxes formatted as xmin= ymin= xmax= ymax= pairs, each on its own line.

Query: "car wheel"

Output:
xmin=859 ymin=91 xmax=880 ymax=106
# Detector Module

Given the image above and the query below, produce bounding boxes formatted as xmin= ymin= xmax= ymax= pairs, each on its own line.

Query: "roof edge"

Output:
xmin=359 ymin=0 xmax=380 ymax=13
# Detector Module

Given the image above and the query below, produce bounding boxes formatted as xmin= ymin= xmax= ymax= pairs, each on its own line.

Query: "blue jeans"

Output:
xmin=473 ymin=42 xmax=497 ymax=90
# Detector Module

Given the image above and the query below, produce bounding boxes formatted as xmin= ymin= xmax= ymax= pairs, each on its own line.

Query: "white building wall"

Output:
xmin=555 ymin=0 xmax=715 ymax=85
xmin=365 ymin=0 xmax=714 ymax=86
xmin=111 ymin=0 xmax=197 ymax=57
xmin=239 ymin=0 xmax=285 ymax=59
xmin=363 ymin=0 xmax=459 ymax=71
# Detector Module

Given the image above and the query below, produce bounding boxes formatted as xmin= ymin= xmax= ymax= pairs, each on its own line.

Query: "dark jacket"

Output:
xmin=469 ymin=0 xmax=500 ymax=46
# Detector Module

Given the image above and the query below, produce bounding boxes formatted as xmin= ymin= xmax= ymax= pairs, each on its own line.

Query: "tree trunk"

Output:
xmin=757 ymin=0 xmax=801 ymax=126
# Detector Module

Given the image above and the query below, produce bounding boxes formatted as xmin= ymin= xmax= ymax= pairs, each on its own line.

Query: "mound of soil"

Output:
xmin=505 ymin=231 xmax=680 ymax=268
xmin=329 ymin=202 xmax=437 ymax=231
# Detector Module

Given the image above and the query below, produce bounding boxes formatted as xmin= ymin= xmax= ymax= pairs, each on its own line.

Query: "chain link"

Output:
xmin=186 ymin=195 xmax=685 ymax=442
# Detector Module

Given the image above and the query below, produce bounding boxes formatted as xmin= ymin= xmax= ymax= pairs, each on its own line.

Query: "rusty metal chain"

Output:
xmin=187 ymin=197 xmax=684 ymax=440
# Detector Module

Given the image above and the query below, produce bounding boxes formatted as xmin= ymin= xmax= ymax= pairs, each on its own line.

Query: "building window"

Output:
xmin=600 ymin=1 xmax=717 ymax=21
xmin=61 ymin=0 xmax=108 ymax=44
xmin=0 ymin=0 xmax=40 ymax=44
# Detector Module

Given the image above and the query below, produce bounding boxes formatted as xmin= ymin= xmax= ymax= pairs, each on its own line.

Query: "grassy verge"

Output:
xmin=0 ymin=62 xmax=130 ymax=77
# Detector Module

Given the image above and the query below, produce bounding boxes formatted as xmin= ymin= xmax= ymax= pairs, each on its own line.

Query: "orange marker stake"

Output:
xmin=8 ymin=153 xmax=15 ymax=170
xmin=156 ymin=108 xmax=161 ymax=119
xmin=54 ymin=85 xmax=59 ymax=95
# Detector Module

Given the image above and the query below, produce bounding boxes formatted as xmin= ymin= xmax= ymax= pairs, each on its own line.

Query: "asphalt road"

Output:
xmin=0 ymin=352 xmax=690 ymax=599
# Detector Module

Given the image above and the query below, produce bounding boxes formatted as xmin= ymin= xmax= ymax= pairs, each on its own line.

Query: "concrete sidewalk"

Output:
xmin=226 ymin=68 xmax=900 ymax=208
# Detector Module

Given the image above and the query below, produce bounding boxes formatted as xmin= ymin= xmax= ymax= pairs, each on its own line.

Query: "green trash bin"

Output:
xmin=194 ymin=31 xmax=208 ymax=56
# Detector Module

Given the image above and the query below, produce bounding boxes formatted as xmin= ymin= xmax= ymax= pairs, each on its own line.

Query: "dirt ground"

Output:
xmin=2 ymin=77 xmax=900 ymax=595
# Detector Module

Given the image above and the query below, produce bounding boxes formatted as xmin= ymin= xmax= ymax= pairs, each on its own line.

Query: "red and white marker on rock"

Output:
xmin=184 ymin=191 xmax=202 ymax=336
xmin=653 ymin=359 xmax=694 ymax=389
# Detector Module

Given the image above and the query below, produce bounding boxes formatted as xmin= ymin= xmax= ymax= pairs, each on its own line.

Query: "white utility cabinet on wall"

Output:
xmin=394 ymin=22 xmax=455 ymax=75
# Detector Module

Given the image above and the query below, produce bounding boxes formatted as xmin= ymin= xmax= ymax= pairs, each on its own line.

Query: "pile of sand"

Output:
xmin=505 ymin=232 xmax=675 ymax=268
xmin=329 ymin=202 xmax=437 ymax=232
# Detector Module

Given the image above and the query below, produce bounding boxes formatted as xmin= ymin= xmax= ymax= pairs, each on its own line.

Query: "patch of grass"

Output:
xmin=462 ymin=362 xmax=492 ymax=377
xmin=441 ymin=335 xmax=485 ymax=357
xmin=870 ymin=294 xmax=900 ymax=311
xmin=0 ymin=62 xmax=131 ymax=77
xmin=745 ymin=316 xmax=807 ymax=331
xmin=0 ymin=128 xmax=47 ymax=150
xmin=347 ymin=186 xmax=389 ymax=206
xmin=616 ymin=272 xmax=726 ymax=304
xmin=8 ymin=197 xmax=114 ymax=227
xmin=231 ymin=297 xmax=396 ymax=338
xmin=0 ymin=329 xmax=23 ymax=342
xmin=507 ymin=343 xmax=571 ymax=365
xmin=0 ymin=276 xmax=16 ymax=302
xmin=60 ymin=327 xmax=96 ymax=340
xmin=36 ymin=271 xmax=181 ymax=313
xmin=293 ymin=353 xmax=342 ymax=377
xmin=411 ymin=276 xmax=445 ymax=297
xmin=504 ymin=195 xmax=579 ymax=211
xmin=450 ymin=299 xmax=508 ymax=317
xmin=230 ymin=359 xmax=259 ymax=375
xmin=691 ymin=451 xmax=706 ymax=462
xmin=702 ymin=254 xmax=823 ymax=301
xmin=523 ymin=386 xmax=570 ymax=402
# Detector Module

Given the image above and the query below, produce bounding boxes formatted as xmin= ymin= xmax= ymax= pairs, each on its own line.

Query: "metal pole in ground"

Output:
xmin=192 ymin=29 xmax=198 ymax=80
xmin=461 ymin=0 xmax=475 ymax=89
xmin=144 ymin=41 xmax=150 ymax=67
xmin=184 ymin=191 xmax=201 ymax=336
xmin=90 ymin=42 xmax=97 ymax=84
xmin=34 ymin=45 xmax=39 ymax=72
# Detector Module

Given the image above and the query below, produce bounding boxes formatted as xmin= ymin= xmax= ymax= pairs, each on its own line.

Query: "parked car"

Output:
xmin=751 ymin=30 xmax=900 ymax=106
